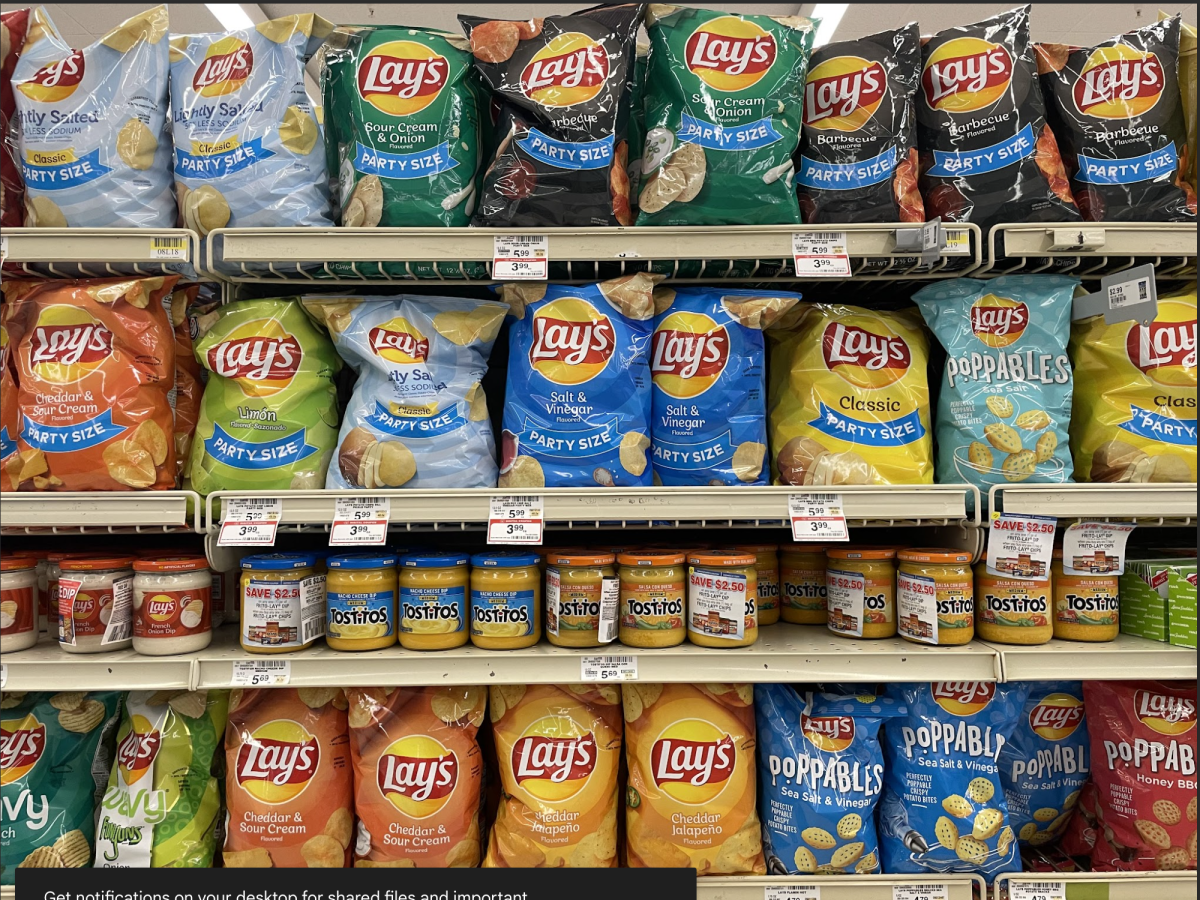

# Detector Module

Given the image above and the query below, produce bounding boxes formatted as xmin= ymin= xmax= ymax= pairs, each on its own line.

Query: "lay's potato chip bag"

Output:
xmin=768 ymin=304 xmax=933 ymax=485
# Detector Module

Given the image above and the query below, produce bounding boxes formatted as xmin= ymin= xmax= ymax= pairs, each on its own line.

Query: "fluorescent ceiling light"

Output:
xmin=206 ymin=4 xmax=254 ymax=30
xmin=811 ymin=3 xmax=849 ymax=47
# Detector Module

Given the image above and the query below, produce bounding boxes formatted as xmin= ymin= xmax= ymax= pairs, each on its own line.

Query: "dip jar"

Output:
xmin=618 ymin=551 xmax=686 ymax=648
xmin=400 ymin=551 xmax=469 ymax=651
xmin=240 ymin=553 xmax=324 ymax=654
xmin=743 ymin=544 xmax=780 ymax=626
xmin=58 ymin=556 xmax=135 ymax=653
xmin=326 ymin=551 xmax=398 ymax=652
xmin=1052 ymin=550 xmax=1119 ymax=642
xmin=897 ymin=549 xmax=974 ymax=646
xmin=780 ymin=547 xmax=828 ymax=625
xmin=1 ymin=556 xmax=38 ymax=652
xmin=546 ymin=551 xmax=619 ymax=648
xmin=826 ymin=547 xmax=896 ymax=639
xmin=974 ymin=562 xmax=1053 ymax=645
xmin=470 ymin=551 xmax=541 ymax=650
xmin=133 ymin=556 xmax=212 ymax=655
xmin=687 ymin=550 xmax=758 ymax=648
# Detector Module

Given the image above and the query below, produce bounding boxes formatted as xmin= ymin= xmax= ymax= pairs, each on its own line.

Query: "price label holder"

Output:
xmin=149 ymin=235 xmax=189 ymax=261
xmin=793 ymin=231 xmax=851 ymax=277
xmin=765 ymin=887 xmax=820 ymax=900
xmin=580 ymin=655 xmax=638 ymax=682
xmin=1062 ymin=521 xmax=1135 ymax=575
xmin=218 ymin=498 xmax=282 ymax=547
xmin=892 ymin=886 xmax=949 ymax=900
xmin=986 ymin=512 xmax=1057 ymax=579
xmin=329 ymin=496 xmax=390 ymax=546
xmin=231 ymin=660 xmax=291 ymax=687
xmin=0 ymin=235 xmax=8 ymax=264
xmin=895 ymin=217 xmax=944 ymax=264
xmin=789 ymin=493 xmax=849 ymax=542
xmin=1073 ymin=263 xmax=1158 ymax=325
xmin=1 ymin=663 xmax=7 ymax=689
xmin=488 ymin=495 xmax=544 ymax=545
xmin=1009 ymin=882 xmax=1067 ymax=900
xmin=493 ymin=234 xmax=548 ymax=280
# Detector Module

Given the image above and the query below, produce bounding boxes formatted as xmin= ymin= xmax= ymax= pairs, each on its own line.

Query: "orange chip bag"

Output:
xmin=1 ymin=306 xmax=18 ymax=487
xmin=224 ymin=688 xmax=353 ymax=869
xmin=348 ymin=687 xmax=485 ymax=868
xmin=484 ymin=684 xmax=622 ymax=868
xmin=625 ymin=683 xmax=766 ymax=875
xmin=2 ymin=276 xmax=178 ymax=491
xmin=168 ymin=285 xmax=204 ymax=476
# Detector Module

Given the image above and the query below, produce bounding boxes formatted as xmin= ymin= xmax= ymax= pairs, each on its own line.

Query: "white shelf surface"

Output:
xmin=988 ymin=634 xmax=1197 ymax=682
xmin=0 ymin=490 xmax=202 ymax=533
xmin=700 ymin=874 xmax=983 ymax=899
xmin=987 ymin=222 xmax=1197 ymax=279
xmin=989 ymin=483 xmax=1198 ymax=526
xmin=1 ymin=227 xmax=201 ymax=277
xmin=1 ymin=637 xmax=195 ymax=691
xmin=996 ymin=871 xmax=1198 ymax=900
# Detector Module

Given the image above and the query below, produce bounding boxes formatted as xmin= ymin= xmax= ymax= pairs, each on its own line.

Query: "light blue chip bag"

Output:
xmin=880 ymin=681 xmax=1030 ymax=882
xmin=913 ymin=275 xmax=1079 ymax=491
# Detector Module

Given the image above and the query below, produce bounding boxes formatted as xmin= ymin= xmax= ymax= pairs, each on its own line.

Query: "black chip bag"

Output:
xmin=460 ymin=3 xmax=645 ymax=227
xmin=1036 ymin=16 xmax=1197 ymax=222
xmin=916 ymin=6 xmax=1079 ymax=230
xmin=797 ymin=23 xmax=924 ymax=224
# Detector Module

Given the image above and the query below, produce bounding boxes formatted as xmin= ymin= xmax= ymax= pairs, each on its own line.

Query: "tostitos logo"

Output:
xmin=804 ymin=56 xmax=886 ymax=130
xmin=376 ymin=734 xmax=459 ymax=819
xmin=1074 ymin=46 xmax=1164 ymax=119
xmin=511 ymin=716 xmax=597 ymax=802
xmin=116 ymin=715 xmax=162 ymax=785
xmin=651 ymin=312 xmax=729 ymax=399
xmin=29 ymin=306 xmax=114 ymax=384
xmin=529 ymin=298 xmax=615 ymax=385
xmin=18 ymin=50 xmax=85 ymax=103
xmin=192 ymin=36 xmax=254 ymax=96
xmin=208 ymin=319 xmax=302 ymax=398
xmin=922 ymin=38 xmax=1013 ymax=113
xmin=369 ymin=317 xmax=430 ymax=365
xmin=357 ymin=41 xmax=449 ymax=116
xmin=521 ymin=33 xmax=609 ymax=107
xmin=800 ymin=714 xmax=856 ymax=752
xmin=0 ymin=713 xmax=46 ymax=785
xmin=1028 ymin=693 xmax=1085 ymax=741
xmin=970 ymin=295 xmax=1029 ymax=348
xmin=685 ymin=17 xmax=776 ymax=92
xmin=932 ymin=682 xmax=996 ymax=717
xmin=822 ymin=321 xmax=911 ymax=389
xmin=235 ymin=719 xmax=321 ymax=804
xmin=1125 ymin=304 xmax=1196 ymax=388
xmin=650 ymin=718 xmax=736 ymax=805
xmin=1134 ymin=690 xmax=1197 ymax=736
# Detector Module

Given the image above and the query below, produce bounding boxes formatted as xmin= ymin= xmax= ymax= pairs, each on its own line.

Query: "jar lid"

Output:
xmin=0 ymin=556 xmax=37 ymax=572
xmin=60 ymin=556 xmax=135 ymax=571
xmin=688 ymin=550 xmax=756 ymax=567
xmin=781 ymin=545 xmax=828 ymax=555
xmin=470 ymin=551 xmax=540 ymax=568
xmin=547 ymin=551 xmax=616 ymax=567
xmin=618 ymin=551 xmax=686 ymax=566
xmin=898 ymin=548 xmax=973 ymax=564
xmin=328 ymin=551 xmax=399 ymax=570
xmin=133 ymin=556 xmax=209 ymax=573
xmin=740 ymin=544 xmax=779 ymax=553
xmin=827 ymin=546 xmax=896 ymax=561
xmin=402 ymin=551 xmax=469 ymax=568
xmin=47 ymin=552 xmax=93 ymax=562
xmin=241 ymin=552 xmax=318 ymax=571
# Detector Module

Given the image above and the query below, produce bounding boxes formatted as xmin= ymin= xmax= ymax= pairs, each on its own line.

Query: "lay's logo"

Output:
xmin=932 ymin=681 xmax=996 ymax=717
xmin=377 ymin=735 xmax=458 ymax=818
xmin=685 ymin=17 xmax=776 ymax=92
xmin=822 ymin=322 xmax=911 ymax=389
xmin=1134 ymin=689 xmax=1197 ymax=736
xmin=18 ymin=50 xmax=85 ymax=103
xmin=651 ymin=312 xmax=729 ymax=399
xmin=530 ymin=298 xmax=615 ymax=385
xmin=970 ymin=295 xmax=1029 ymax=349
xmin=1074 ymin=46 xmax=1164 ymax=118
xmin=512 ymin=728 xmax=597 ymax=800
xmin=1126 ymin=314 xmax=1196 ymax=387
xmin=357 ymin=41 xmax=448 ymax=117
xmin=235 ymin=719 xmax=320 ymax=804
xmin=1028 ymin=694 xmax=1085 ymax=741
xmin=650 ymin=718 xmax=735 ymax=806
xmin=209 ymin=320 xmax=302 ymax=397
xmin=921 ymin=38 xmax=1013 ymax=113
xmin=31 ymin=321 xmax=113 ymax=367
xmin=800 ymin=714 xmax=856 ymax=752
xmin=369 ymin=317 xmax=430 ymax=365
xmin=117 ymin=715 xmax=162 ymax=785
xmin=804 ymin=56 xmax=886 ymax=131
xmin=0 ymin=714 xmax=46 ymax=785
xmin=521 ymin=33 xmax=609 ymax=108
xmin=192 ymin=37 xmax=254 ymax=96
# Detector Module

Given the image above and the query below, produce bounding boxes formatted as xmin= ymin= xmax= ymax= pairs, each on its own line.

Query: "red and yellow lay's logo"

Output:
xmin=970 ymin=295 xmax=1029 ymax=348
xmin=1028 ymin=693 xmax=1085 ymax=741
xmin=520 ymin=32 xmax=609 ymax=108
xmin=357 ymin=41 xmax=449 ymax=116
xmin=529 ymin=297 xmax=615 ymax=385
xmin=1073 ymin=46 xmax=1164 ymax=119
xmin=1134 ymin=689 xmax=1197 ymax=736
xmin=235 ymin=719 xmax=321 ymax=804
xmin=0 ymin=713 xmax=46 ymax=785
xmin=650 ymin=718 xmax=735 ymax=805
xmin=146 ymin=595 xmax=177 ymax=623
xmin=192 ymin=36 xmax=254 ymax=96
xmin=369 ymin=317 xmax=430 ymax=365
xmin=18 ymin=50 xmax=85 ymax=103
xmin=207 ymin=319 xmax=302 ymax=397
xmin=1125 ymin=302 xmax=1196 ymax=387
xmin=932 ymin=682 xmax=996 ymax=717
xmin=116 ymin=715 xmax=162 ymax=786
xmin=511 ymin=716 xmax=597 ymax=802
xmin=822 ymin=321 xmax=911 ymax=389
xmin=29 ymin=306 xmax=114 ymax=385
xmin=376 ymin=734 xmax=458 ymax=819
xmin=800 ymin=714 xmax=856 ymax=752
xmin=921 ymin=38 xmax=1013 ymax=113
xmin=651 ymin=312 xmax=729 ymax=399
xmin=685 ymin=17 xmax=776 ymax=92
xmin=804 ymin=56 xmax=886 ymax=131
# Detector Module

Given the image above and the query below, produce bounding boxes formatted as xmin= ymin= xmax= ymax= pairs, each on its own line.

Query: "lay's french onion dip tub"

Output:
xmin=618 ymin=551 xmax=685 ymax=648
xmin=687 ymin=550 xmax=758 ymax=648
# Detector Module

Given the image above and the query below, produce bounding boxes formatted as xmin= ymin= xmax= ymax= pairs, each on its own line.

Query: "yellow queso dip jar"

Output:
xmin=470 ymin=551 xmax=541 ymax=650
xmin=826 ymin=547 xmax=896 ymax=639
xmin=325 ymin=551 xmax=398 ymax=652
xmin=742 ymin=544 xmax=780 ymax=626
xmin=545 ymin=550 xmax=618 ymax=648
xmin=617 ymin=551 xmax=686 ymax=648
xmin=399 ymin=551 xmax=469 ymax=650
xmin=239 ymin=553 xmax=323 ymax=654
xmin=780 ymin=546 xmax=828 ymax=625
xmin=897 ymin=548 xmax=974 ymax=646
xmin=687 ymin=550 xmax=758 ymax=648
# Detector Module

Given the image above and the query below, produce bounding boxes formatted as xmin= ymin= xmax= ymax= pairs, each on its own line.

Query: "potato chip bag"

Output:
xmin=1 ymin=690 xmax=121 ymax=882
xmin=625 ymin=683 xmax=765 ymax=875
xmin=1174 ymin=13 xmax=1198 ymax=186
xmin=484 ymin=684 xmax=622 ymax=868
xmin=166 ymin=285 xmax=202 ymax=476
xmin=303 ymin=295 xmax=506 ymax=489
xmin=224 ymin=687 xmax=353 ymax=869
xmin=1 ymin=8 xmax=30 ymax=228
xmin=94 ymin=690 xmax=228 ymax=868
xmin=1 ymin=308 xmax=18 ymax=482
xmin=348 ymin=687 xmax=485 ymax=867
xmin=2 ymin=276 xmax=179 ymax=492
xmin=768 ymin=304 xmax=933 ymax=485
xmin=1070 ymin=288 xmax=1196 ymax=484
xmin=13 ymin=6 xmax=174 ymax=228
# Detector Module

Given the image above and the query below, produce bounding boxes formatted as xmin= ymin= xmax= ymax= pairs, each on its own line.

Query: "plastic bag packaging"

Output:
xmin=1 ymin=8 xmax=30 ymax=227
xmin=166 ymin=285 xmax=202 ymax=477
xmin=1169 ymin=12 xmax=1197 ymax=187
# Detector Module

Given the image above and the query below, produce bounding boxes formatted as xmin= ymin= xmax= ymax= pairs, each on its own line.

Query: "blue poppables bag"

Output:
xmin=651 ymin=288 xmax=800 ymax=486
xmin=757 ymin=685 xmax=904 ymax=875
xmin=500 ymin=276 xmax=657 ymax=488
xmin=999 ymin=681 xmax=1089 ymax=847
xmin=880 ymin=682 xmax=1030 ymax=882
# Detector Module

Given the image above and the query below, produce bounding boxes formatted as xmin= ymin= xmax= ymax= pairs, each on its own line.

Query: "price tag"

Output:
xmin=231 ymin=660 xmax=291 ymax=687
xmin=1108 ymin=272 xmax=1153 ymax=310
xmin=1 ymin=663 xmax=7 ymax=689
xmin=986 ymin=512 xmax=1057 ymax=579
xmin=1062 ymin=522 xmax=1135 ymax=575
xmin=943 ymin=230 xmax=972 ymax=256
xmin=149 ymin=235 xmax=188 ymax=260
xmin=1010 ymin=882 xmax=1067 ymax=900
xmin=892 ymin=886 xmax=949 ymax=900
xmin=488 ymin=495 xmax=544 ymax=545
xmin=765 ymin=887 xmax=820 ymax=900
xmin=493 ymin=234 xmax=548 ymax=280
xmin=789 ymin=493 xmax=849 ymax=542
xmin=793 ymin=231 xmax=851 ymax=277
xmin=329 ymin=496 xmax=390 ymax=546
xmin=580 ymin=655 xmax=638 ymax=682
xmin=0 ymin=235 xmax=8 ymax=263
xmin=218 ymin=498 xmax=282 ymax=547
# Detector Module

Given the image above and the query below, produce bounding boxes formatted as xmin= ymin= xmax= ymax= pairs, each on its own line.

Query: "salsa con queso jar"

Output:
xmin=1052 ymin=549 xmax=1119 ymax=642
xmin=743 ymin=544 xmax=780 ymax=626
xmin=618 ymin=552 xmax=685 ymax=648
xmin=897 ymin=548 xmax=974 ymax=646
xmin=240 ymin=553 xmax=325 ymax=654
xmin=546 ymin=551 xmax=619 ymax=648
xmin=780 ymin=547 xmax=827 ymax=625
xmin=326 ymin=551 xmax=398 ymax=651
xmin=826 ymin=547 xmax=895 ymax=639
xmin=470 ymin=551 xmax=540 ymax=650
xmin=974 ymin=562 xmax=1052 ymax=645
xmin=687 ymin=550 xmax=758 ymax=648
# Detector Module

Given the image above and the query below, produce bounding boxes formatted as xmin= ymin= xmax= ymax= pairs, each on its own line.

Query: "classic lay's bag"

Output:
xmin=304 ymin=295 xmax=507 ymax=490
xmin=880 ymin=682 xmax=1029 ymax=882
xmin=768 ymin=304 xmax=933 ymax=486
xmin=224 ymin=688 xmax=354 ymax=869
xmin=13 ymin=6 xmax=175 ymax=228
xmin=95 ymin=690 xmax=229 ymax=868
xmin=170 ymin=14 xmax=334 ymax=237
xmin=1 ymin=690 xmax=121 ymax=882
xmin=650 ymin=287 xmax=799 ymax=486
xmin=484 ymin=684 xmax=622 ymax=868
xmin=797 ymin=24 xmax=924 ymax=224
xmin=637 ymin=6 xmax=814 ymax=226
xmin=1 ymin=8 xmax=30 ymax=227
xmin=500 ymin=276 xmax=656 ymax=488
xmin=1070 ymin=287 xmax=1196 ymax=484
xmin=190 ymin=298 xmax=341 ymax=495
xmin=914 ymin=275 xmax=1078 ymax=491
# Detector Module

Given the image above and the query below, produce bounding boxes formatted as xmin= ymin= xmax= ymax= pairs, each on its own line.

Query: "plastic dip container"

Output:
xmin=400 ymin=551 xmax=469 ymax=651
xmin=1 ymin=556 xmax=38 ymax=652
xmin=58 ymin=556 xmax=135 ymax=653
xmin=826 ymin=547 xmax=896 ymax=639
xmin=974 ymin=562 xmax=1052 ymax=645
xmin=133 ymin=556 xmax=212 ymax=655
xmin=780 ymin=547 xmax=828 ymax=625
xmin=743 ymin=544 xmax=780 ymax=626
xmin=1052 ymin=550 xmax=1119 ymax=642
xmin=687 ymin=550 xmax=758 ymax=648
xmin=897 ymin=548 xmax=974 ymax=646
xmin=470 ymin=551 xmax=541 ymax=650
xmin=240 ymin=553 xmax=324 ymax=654
xmin=326 ymin=551 xmax=398 ymax=651
xmin=617 ymin=551 xmax=686 ymax=648
xmin=546 ymin=550 xmax=618 ymax=648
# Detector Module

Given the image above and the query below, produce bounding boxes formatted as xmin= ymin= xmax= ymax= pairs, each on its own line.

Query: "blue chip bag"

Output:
xmin=880 ymin=681 xmax=1030 ymax=882
xmin=757 ymin=685 xmax=903 ymax=876
xmin=651 ymin=288 xmax=800 ymax=486
xmin=913 ymin=275 xmax=1079 ymax=492
xmin=499 ymin=275 xmax=657 ymax=488
xmin=999 ymin=681 xmax=1089 ymax=847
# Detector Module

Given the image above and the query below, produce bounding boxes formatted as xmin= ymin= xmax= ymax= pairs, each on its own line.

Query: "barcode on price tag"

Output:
xmin=892 ymin=886 xmax=949 ymax=900
xmin=943 ymin=230 xmax=972 ymax=256
xmin=493 ymin=234 xmax=548 ymax=280
xmin=793 ymin=231 xmax=850 ymax=277
xmin=789 ymin=493 xmax=849 ymax=542
xmin=764 ymin=887 xmax=820 ymax=900
xmin=329 ymin=496 xmax=390 ymax=546
xmin=231 ymin=660 xmax=291 ymax=687
xmin=1009 ymin=882 xmax=1066 ymax=900
xmin=149 ymin=236 xmax=188 ymax=260
xmin=488 ymin=495 xmax=544 ymax=545
xmin=218 ymin=497 xmax=282 ymax=546
xmin=581 ymin=655 xmax=638 ymax=682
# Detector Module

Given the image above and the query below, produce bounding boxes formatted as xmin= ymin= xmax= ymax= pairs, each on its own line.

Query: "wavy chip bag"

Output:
xmin=768 ymin=304 xmax=933 ymax=485
xmin=304 ymin=295 xmax=506 ymax=490
xmin=1070 ymin=287 xmax=1196 ymax=483
xmin=348 ymin=687 xmax=485 ymax=867
xmin=484 ymin=684 xmax=622 ymax=868
xmin=626 ymin=683 xmax=765 ymax=875
xmin=1 ymin=690 xmax=121 ymax=882
xmin=94 ymin=690 xmax=228 ymax=867
xmin=13 ymin=6 xmax=174 ymax=228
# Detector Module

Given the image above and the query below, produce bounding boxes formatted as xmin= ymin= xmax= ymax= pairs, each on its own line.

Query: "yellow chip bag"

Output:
xmin=625 ymin=683 xmax=766 ymax=875
xmin=768 ymin=305 xmax=933 ymax=485
xmin=1070 ymin=288 xmax=1196 ymax=483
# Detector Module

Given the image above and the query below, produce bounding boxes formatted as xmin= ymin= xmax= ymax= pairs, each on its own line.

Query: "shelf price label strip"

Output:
xmin=789 ymin=492 xmax=849 ymax=542
xmin=231 ymin=659 xmax=291 ymax=687
xmin=488 ymin=495 xmax=544 ymax=545
xmin=793 ymin=231 xmax=851 ymax=277
xmin=218 ymin=497 xmax=282 ymax=547
xmin=329 ymin=496 xmax=390 ymax=546
xmin=493 ymin=234 xmax=548 ymax=280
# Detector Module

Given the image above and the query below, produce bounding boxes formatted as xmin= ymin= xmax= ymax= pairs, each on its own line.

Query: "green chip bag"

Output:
xmin=636 ymin=5 xmax=815 ymax=226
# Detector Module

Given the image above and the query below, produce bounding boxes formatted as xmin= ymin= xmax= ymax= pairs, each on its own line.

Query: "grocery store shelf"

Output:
xmin=986 ymin=222 xmax=1197 ymax=279
xmin=0 ymin=490 xmax=201 ymax=533
xmin=1 ymin=637 xmax=194 ymax=691
xmin=997 ymin=871 xmax=1198 ymax=900
xmin=989 ymin=634 xmax=1197 ymax=682
xmin=701 ymin=875 xmax=983 ymax=900
xmin=989 ymin=483 xmax=1197 ymax=526
xmin=1 ymin=227 xmax=201 ymax=278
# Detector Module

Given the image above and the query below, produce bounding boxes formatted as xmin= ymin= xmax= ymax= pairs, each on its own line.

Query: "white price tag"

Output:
xmin=1108 ymin=273 xmax=1152 ymax=309
xmin=793 ymin=231 xmax=850 ymax=277
xmin=765 ymin=887 xmax=820 ymax=900
xmin=329 ymin=496 xmax=390 ymax=546
xmin=149 ymin=235 xmax=188 ymax=260
xmin=231 ymin=660 xmax=291 ymax=687
xmin=789 ymin=493 xmax=849 ymax=542
xmin=218 ymin=498 xmax=282 ymax=546
xmin=1062 ymin=521 xmax=1135 ymax=575
xmin=1010 ymin=882 xmax=1067 ymax=900
xmin=488 ymin=495 xmax=544 ymax=545
xmin=580 ymin=655 xmax=638 ymax=682
xmin=986 ymin=512 xmax=1056 ymax=579
xmin=943 ymin=230 xmax=972 ymax=256
xmin=1 ymin=663 xmax=7 ymax=689
xmin=892 ymin=886 xmax=949 ymax=900
xmin=493 ymin=234 xmax=548 ymax=280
